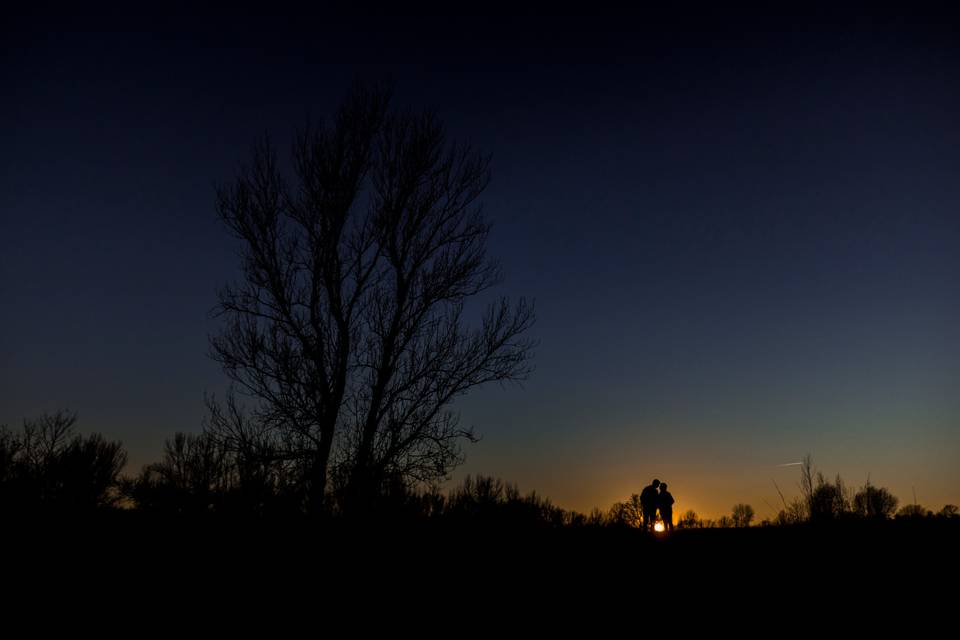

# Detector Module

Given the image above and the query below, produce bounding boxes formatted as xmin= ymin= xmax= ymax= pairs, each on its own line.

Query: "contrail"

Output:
xmin=776 ymin=462 xmax=803 ymax=467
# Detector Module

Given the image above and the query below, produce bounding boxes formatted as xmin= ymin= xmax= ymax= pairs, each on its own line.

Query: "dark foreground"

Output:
xmin=6 ymin=514 xmax=955 ymax=586
xmin=6 ymin=518 xmax=952 ymax=629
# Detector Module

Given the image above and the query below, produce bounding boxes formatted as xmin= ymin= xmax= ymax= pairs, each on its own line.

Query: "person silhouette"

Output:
xmin=658 ymin=482 xmax=675 ymax=532
xmin=639 ymin=478 xmax=661 ymax=532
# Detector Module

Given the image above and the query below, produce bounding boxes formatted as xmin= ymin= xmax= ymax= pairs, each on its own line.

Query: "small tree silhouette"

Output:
xmin=128 ymin=432 xmax=230 ymax=514
xmin=852 ymin=483 xmax=898 ymax=519
xmin=0 ymin=411 xmax=126 ymax=512
xmin=938 ymin=504 xmax=959 ymax=519
xmin=607 ymin=494 xmax=643 ymax=528
xmin=798 ymin=456 xmax=851 ymax=524
xmin=731 ymin=504 xmax=754 ymax=528
xmin=678 ymin=509 xmax=701 ymax=529
xmin=896 ymin=503 xmax=927 ymax=519
xmin=444 ymin=475 xmax=567 ymax=528
xmin=809 ymin=473 xmax=851 ymax=523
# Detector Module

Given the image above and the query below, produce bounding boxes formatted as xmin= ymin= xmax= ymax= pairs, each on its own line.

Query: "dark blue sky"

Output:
xmin=2 ymin=9 xmax=958 ymax=516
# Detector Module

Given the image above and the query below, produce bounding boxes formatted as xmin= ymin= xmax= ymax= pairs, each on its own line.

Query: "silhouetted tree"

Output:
xmin=0 ymin=411 xmax=126 ymax=512
xmin=809 ymin=473 xmax=850 ymax=523
xmin=128 ymin=432 xmax=230 ymax=514
xmin=48 ymin=433 xmax=127 ymax=509
xmin=202 ymin=395 xmax=302 ymax=514
xmin=798 ymin=457 xmax=851 ymax=523
xmin=586 ymin=507 xmax=607 ymax=527
xmin=0 ymin=426 xmax=21 ymax=487
xmin=209 ymin=84 xmax=535 ymax=514
xmin=443 ymin=475 xmax=567 ymax=528
xmin=622 ymin=494 xmax=643 ymax=528
xmin=852 ymin=483 xmax=898 ymax=520
xmin=678 ymin=509 xmax=701 ymax=529
xmin=127 ymin=429 xmax=302 ymax=515
xmin=774 ymin=497 xmax=807 ymax=526
xmin=607 ymin=494 xmax=644 ymax=528
xmin=731 ymin=503 xmax=755 ymax=528
xmin=938 ymin=504 xmax=959 ymax=519
xmin=896 ymin=503 xmax=927 ymax=519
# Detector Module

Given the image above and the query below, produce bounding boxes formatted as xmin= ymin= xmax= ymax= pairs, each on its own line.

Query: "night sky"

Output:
xmin=2 ymin=8 xmax=958 ymax=519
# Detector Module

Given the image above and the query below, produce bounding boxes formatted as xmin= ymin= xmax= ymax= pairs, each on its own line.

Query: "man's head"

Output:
xmin=652 ymin=479 xmax=660 ymax=488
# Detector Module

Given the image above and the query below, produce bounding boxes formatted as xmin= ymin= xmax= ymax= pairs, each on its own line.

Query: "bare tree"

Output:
xmin=731 ymin=503 xmax=755 ymax=528
xmin=608 ymin=494 xmax=643 ymax=528
xmin=896 ymin=503 xmax=927 ymax=519
xmin=852 ymin=482 xmax=898 ymax=520
xmin=209 ymin=84 xmax=535 ymax=513
xmin=0 ymin=411 xmax=127 ymax=511
xmin=678 ymin=509 xmax=701 ymax=529
xmin=809 ymin=472 xmax=851 ymax=522
xmin=938 ymin=504 xmax=958 ymax=518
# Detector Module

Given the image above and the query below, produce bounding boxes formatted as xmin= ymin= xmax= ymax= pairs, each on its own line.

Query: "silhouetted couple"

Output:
xmin=640 ymin=478 xmax=674 ymax=532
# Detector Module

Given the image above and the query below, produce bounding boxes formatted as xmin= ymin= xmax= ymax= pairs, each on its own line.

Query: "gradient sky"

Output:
xmin=2 ymin=9 xmax=958 ymax=519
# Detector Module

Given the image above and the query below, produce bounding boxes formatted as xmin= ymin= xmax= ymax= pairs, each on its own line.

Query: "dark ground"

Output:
xmin=6 ymin=515 xmax=954 ymax=591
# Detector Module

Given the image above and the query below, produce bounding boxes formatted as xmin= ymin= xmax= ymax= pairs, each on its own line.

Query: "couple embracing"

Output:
xmin=639 ymin=478 xmax=674 ymax=532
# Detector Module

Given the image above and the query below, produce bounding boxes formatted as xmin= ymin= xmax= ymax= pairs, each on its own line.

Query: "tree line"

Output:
xmin=2 ymin=412 xmax=956 ymax=528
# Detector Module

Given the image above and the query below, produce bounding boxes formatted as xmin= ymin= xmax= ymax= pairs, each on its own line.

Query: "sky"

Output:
xmin=2 ymin=8 xmax=958 ymax=519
